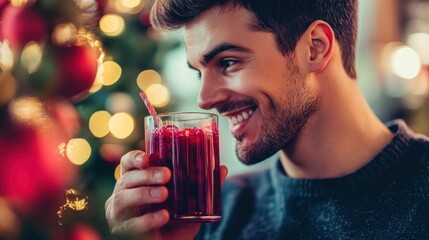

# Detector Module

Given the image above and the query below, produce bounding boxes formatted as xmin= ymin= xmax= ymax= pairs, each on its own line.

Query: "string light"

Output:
xmin=0 ymin=71 xmax=17 ymax=106
xmin=89 ymin=111 xmax=112 ymax=138
xmin=0 ymin=42 xmax=14 ymax=71
xmin=10 ymin=0 xmax=33 ymax=7
xmin=145 ymin=83 xmax=171 ymax=107
xmin=391 ymin=45 xmax=421 ymax=79
xmin=114 ymin=164 xmax=121 ymax=180
xmin=52 ymin=23 xmax=78 ymax=45
xmin=66 ymin=138 xmax=92 ymax=165
xmin=136 ymin=69 xmax=162 ymax=91
xmin=20 ymin=42 xmax=43 ymax=73
xmin=108 ymin=112 xmax=135 ymax=139
xmin=407 ymin=33 xmax=429 ymax=65
xmin=113 ymin=0 xmax=145 ymax=14
xmin=99 ymin=14 xmax=125 ymax=37
xmin=97 ymin=60 xmax=122 ymax=86
xmin=106 ymin=92 xmax=135 ymax=113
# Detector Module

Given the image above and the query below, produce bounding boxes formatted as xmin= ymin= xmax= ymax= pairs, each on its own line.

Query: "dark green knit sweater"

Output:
xmin=196 ymin=120 xmax=429 ymax=240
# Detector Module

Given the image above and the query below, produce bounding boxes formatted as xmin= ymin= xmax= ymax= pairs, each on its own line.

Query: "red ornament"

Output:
xmin=0 ymin=100 xmax=78 ymax=217
xmin=52 ymin=45 xmax=99 ymax=100
xmin=0 ymin=5 xmax=48 ymax=49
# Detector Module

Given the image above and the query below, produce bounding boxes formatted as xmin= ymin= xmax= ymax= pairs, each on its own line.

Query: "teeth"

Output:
xmin=228 ymin=109 xmax=254 ymax=126
xmin=242 ymin=112 xmax=249 ymax=120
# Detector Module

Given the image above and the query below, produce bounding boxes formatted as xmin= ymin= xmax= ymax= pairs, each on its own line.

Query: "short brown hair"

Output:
xmin=151 ymin=0 xmax=358 ymax=79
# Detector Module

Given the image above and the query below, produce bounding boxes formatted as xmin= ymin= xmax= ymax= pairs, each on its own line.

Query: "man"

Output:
xmin=105 ymin=0 xmax=429 ymax=239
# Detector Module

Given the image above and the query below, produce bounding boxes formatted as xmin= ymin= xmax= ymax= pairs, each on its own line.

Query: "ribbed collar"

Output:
xmin=270 ymin=119 xmax=417 ymax=198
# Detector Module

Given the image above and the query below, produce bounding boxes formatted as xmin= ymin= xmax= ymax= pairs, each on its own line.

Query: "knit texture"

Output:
xmin=196 ymin=120 xmax=429 ymax=240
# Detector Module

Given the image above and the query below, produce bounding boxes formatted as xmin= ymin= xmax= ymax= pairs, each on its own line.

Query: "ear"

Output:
xmin=302 ymin=20 xmax=335 ymax=73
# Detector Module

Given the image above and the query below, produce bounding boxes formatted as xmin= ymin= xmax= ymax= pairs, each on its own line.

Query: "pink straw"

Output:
xmin=139 ymin=91 xmax=160 ymax=127
xmin=139 ymin=91 xmax=158 ymax=117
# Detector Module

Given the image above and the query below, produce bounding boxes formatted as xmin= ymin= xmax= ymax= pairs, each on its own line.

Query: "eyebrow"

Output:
xmin=187 ymin=43 xmax=251 ymax=70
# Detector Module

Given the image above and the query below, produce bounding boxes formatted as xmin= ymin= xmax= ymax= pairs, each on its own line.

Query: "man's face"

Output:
xmin=184 ymin=5 xmax=319 ymax=165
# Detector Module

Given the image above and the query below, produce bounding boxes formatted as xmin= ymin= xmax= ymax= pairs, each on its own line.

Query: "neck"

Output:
xmin=279 ymin=75 xmax=393 ymax=179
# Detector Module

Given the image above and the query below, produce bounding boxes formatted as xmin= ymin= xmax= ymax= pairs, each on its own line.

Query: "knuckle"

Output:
xmin=116 ymin=173 xmax=127 ymax=188
xmin=111 ymin=193 xmax=124 ymax=208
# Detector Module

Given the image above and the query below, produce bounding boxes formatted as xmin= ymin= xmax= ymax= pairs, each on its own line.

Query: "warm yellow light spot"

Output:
xmin=52 ymin=23 xmax=77 ymax=45
xmin=112 ymin=0 xmax=145 ymax=14
xmin=66 ymin=138 xmax=92 ymax=165
xmin=106 ymin=92 xmax=135 ymax=113
xmin=108 ymin=112 xmax=135 ymax=139
xmin=0 ymin=71 xmax=17 ymax=106
xmin=97 ymin=61 xmax=122 ymax=86
xmin=391 ymin=45 xmax=422 ymax=79
xmin=89 ymin=111 xmax=112 ymax=138
xmin=57 ymin=189 xmax=89 ymax=226
xmin=0 ymin=42 xmax=14 ymax=71
xmin=137 ymin=69 xmax=161 ymax=91
xmin=99 ymin=14 xmax=125 ymax=37
xmin=21 ymin=42 xmax=43 ymax=73
xmin=10 ymin=0 xmax=32 ymax=7
xmin=145 ymin=83 xmax=170 ymax=107
xmin=9 ymin=97 xmax=52 ymax=128
xmin=114 ymin=164 xmax=121 ymax=180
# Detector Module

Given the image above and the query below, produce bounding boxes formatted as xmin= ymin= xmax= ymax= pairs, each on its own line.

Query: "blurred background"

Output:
xmin=0 ymin=0 xmax=428 ymax=239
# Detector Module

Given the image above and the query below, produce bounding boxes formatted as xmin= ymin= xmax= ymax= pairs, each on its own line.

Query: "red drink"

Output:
xmin=145 ymin=113 xmax=221 ymax=222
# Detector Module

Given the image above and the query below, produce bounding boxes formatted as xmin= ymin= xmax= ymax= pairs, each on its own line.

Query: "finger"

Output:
xmin=220 ymin=165 xmax=228 ymax=186
xmin=112 ymin=209 xmax=170 ymax=238
xmin=120 ymin=150 xmax=149 ymax=175
xmin=110 ymin=186 xmax=169 ymax=221
xmin=114 ymin=167 xmax=171 ymax=193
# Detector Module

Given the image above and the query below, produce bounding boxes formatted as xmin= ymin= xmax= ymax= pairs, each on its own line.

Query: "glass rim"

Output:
xmin=144 ymin=111 xmax=217 ymax=120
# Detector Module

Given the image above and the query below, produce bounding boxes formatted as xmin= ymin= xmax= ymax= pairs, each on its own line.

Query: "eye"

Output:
xmin=219 ymin=59 xmax=239 ymax=73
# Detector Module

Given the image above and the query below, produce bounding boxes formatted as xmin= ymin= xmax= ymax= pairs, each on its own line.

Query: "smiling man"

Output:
xmin=105 ymin=0 xmax=429 ymax=239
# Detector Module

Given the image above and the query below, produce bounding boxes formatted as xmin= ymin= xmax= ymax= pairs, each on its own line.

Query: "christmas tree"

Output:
xmin=0 ymin=0 xmax=179 ymax=238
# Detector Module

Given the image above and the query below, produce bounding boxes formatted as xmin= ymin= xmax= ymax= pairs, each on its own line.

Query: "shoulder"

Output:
xmin=222 ymin=165 xmax=273 ymax=196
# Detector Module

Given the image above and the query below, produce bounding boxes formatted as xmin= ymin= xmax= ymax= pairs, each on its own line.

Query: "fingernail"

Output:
xmin=135 ymin=153 xmax=144 ymax=166
xmin=153 ymin=210 xmax=166 ymax=222
xmin=150 ymin=188 xmax=163 ymax=198
xmin=154 ymin=170 xmax=164 ymax=180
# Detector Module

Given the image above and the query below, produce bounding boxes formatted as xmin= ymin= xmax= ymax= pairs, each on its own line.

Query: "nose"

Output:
xmin=197 ymin=72 xmax=229 ymax=110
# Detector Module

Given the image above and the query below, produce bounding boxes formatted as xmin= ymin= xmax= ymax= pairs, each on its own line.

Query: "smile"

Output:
xmin=228 ymin=109 xmax=254 ymax=126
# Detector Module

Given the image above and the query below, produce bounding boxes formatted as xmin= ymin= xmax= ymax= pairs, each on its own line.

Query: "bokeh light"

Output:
xmin=8 ymin=97 xmax=52 ymax=128
xmin=97 ymin=60 xmax=122 ymax=86
xmin=20 ymin=42 xmax=43 ymax=73
xmin=145 ymin=83 xmax=171 ymax=107
xmin=0 ymin=42 xmax=14 ymax=71
xmin=66 ymin=138 xmax=92 ymax=165
xmin=89 ymin=111 xmax=111 ymax=138
xmin=99 ymin=14 xmax=125 ymax=37
xmin=407 ymin=33 xmax=429 ymax=64
xmin=0 ymin=71 xmax=17 ymax=106
xmin=114 ymin=164 xmax=121 ymax=180
xmin=391 ymin=45 xmax=421 ymax=79
xmin=108 ymin=112 xmax=135 ymax=139
xmin=137 ymin=69 xmax=162 ymax=91
xmin=52 ymin=23 xmax=77 ymax=45
xmin=112 ymin=0 xmax=145 ymax=14
xmin=10 ymin=0 xmax=32 ymax=7
xmin=106 ymin=92 xmax=135 ymax=113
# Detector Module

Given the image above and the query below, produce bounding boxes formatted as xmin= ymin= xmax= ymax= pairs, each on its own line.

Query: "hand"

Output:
xmin=105 ymin=150 xmax=228 ymax=240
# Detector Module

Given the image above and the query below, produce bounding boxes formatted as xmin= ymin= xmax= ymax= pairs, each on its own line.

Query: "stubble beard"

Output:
xmin=236 ymin=61 xmax=319 ymax=165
